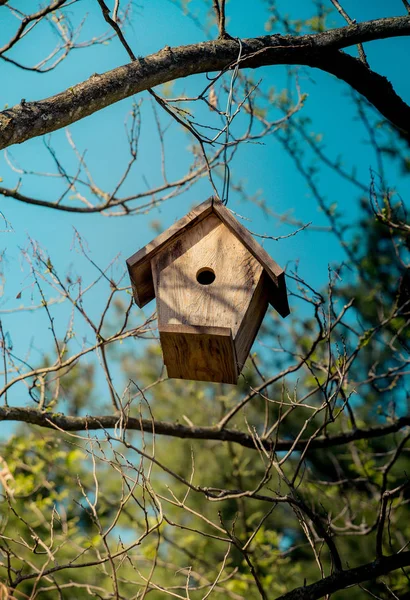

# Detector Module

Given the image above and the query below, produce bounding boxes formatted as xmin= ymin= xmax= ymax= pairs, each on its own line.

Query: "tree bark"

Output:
xmin=0 ymin=16 xmax=409 ymax=149
xmin=1 ymin=406 xmax=409 ymax=453
xmin=274 ymin=551 xmax=410 ymax=600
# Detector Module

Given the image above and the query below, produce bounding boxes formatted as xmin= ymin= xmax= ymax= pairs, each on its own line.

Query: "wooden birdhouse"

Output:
xmin=126 ymin=198 xmax=290 ymax=384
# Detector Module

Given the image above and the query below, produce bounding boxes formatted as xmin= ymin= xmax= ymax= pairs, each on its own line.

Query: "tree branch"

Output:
xmin=329 ymin=0 xmax=368 ymax=65
xmin=401 ymin=0 xmax=410 ymax=15
xmin=309 ymin=50 xmax=410 ymax=142
xmin=1 ymin=406 xmax=409 ymax=453
xmin=274 ymin=551 xmax=410 ymax=600
xmin=0 ymin=16 xmax=409 ymax=150
xmin=0 ymin=0 xmax=68 ymax=57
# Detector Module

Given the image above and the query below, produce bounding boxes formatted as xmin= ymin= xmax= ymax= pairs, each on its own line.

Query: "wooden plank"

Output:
xmin=234 ymin=271 xmax=270 ymax=371
xmin=128 ymin=260 xmax=153 ymax=309
xmin=211 ymin=200 xmax=290 ymax=315
xmin=154 ymin=218 xmax=263 ymax=338
xmin=126 ymin=198 xmax=214 ymax=307
xmin=212 ymin=200 xmax=283 ymax=280
xmin=152 ymin=213 xmax=221 ymax=277
xmin=159 ymin=324 xmax=238 ymax=384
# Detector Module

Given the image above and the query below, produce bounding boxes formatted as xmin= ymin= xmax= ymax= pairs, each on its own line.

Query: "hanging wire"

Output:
xmin=221 ymin=37 xmax=243 ymax=206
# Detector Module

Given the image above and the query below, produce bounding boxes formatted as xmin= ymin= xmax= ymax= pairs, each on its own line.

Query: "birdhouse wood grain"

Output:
xmin=127 ymin=198 xmax=290 ymax=384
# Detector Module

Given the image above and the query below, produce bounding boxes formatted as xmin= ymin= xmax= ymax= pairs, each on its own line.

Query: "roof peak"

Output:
xmin=126 ymin=197 xmax=289 ymax=317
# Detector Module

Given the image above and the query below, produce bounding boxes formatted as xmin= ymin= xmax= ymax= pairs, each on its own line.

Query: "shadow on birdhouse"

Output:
xmin=127 ymin=197 xmax=290 ymax=384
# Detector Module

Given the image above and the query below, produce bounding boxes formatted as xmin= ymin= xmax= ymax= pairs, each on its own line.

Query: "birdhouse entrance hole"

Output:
xmin=196 ymin=267 xmax=216 ymax=286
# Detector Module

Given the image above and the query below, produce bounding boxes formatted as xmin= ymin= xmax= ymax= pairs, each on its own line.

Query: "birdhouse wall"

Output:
xmin=127 ymin=200 xmax=214 ymax=307
xmin=152 ymin=214 xmax=264 ymax=336
xmin=151 ymin=213 xmax=221 ymax=293
xmin=234 ymin=271 xmax=270 ymax=371
xmin=159 ymin=325 xmax=238 ymax=383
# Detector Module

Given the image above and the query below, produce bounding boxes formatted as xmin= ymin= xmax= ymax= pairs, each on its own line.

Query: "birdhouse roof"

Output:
xmin=126 ymin=197 xmax=290 ymax=317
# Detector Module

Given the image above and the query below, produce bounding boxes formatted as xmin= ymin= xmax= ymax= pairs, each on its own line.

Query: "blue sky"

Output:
xmin=0 ymin=0 xmax=409 ymax=409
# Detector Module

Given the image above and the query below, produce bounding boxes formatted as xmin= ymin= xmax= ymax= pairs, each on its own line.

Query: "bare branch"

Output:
xmin=1 ymin=406 xmax=410 ymax=453
xmin=275 ymin=551 xmax=410 ymax=600
xmin=329 ymin=0 xmax=368 ymax=65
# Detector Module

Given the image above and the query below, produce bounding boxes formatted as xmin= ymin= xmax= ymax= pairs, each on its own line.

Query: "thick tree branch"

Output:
xmin=0 ymin=16 xmax=409 ymax=150
xmin=309 ymin=50 xmax=410 ymax=142
xmin=1 ymin=406 xmax=409 ymax=453
xmin=274 ymin=551 xmax=410 ymax=600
